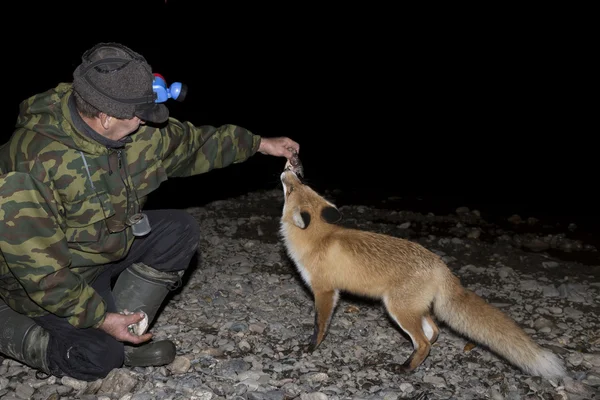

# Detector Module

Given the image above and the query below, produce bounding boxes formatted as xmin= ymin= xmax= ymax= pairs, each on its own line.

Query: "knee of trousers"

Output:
xmin=96 ymin=339 xmax=125 ymax=375
xmin=140 ymin=210 xmax=201 ymax=273
xmin=166 ymin=210 xmax=201 ymax=259
xmin=172 ymin=210 xmax=201 ymax=245
xmin=53 ymin=336 xmax=125 ymax=380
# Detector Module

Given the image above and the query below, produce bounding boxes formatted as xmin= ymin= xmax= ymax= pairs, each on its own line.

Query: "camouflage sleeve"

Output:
xmin=158 ymin=119 xmax=261 ymax=177
xmin=0 ymin=172 xmax=107 ymax=329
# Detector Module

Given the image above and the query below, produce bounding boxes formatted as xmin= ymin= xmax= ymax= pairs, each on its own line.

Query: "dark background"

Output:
xmin=3 ymin=2 xmax=596 ymax=241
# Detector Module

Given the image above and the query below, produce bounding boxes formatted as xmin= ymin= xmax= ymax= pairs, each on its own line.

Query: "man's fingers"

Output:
xmin=285 ymin=146 xmax=299 ymax=159
xmin=124 ymin=312 xmax=145 ymax=323
xmin=285 ymin=140 xmax=299 ymax=153
xmin=129 ymin=332 xmax=153 ymax=344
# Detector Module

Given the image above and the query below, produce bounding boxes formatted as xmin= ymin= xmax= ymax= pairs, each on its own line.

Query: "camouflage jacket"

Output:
xmin=0 ymin=83 xmax=260 ymax=329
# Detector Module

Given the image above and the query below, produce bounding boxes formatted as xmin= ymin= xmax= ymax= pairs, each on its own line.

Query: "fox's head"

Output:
xmin=280 ymin=169 xmax=342 ymax=230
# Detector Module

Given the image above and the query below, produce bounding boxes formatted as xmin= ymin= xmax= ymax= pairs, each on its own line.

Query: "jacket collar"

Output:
xmin=68 ymin=95 xmax=132 ymax=149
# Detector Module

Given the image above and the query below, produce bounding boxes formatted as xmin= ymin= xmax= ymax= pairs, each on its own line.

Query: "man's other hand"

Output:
xmin=99 ymin=312 xmax=153 ymax=344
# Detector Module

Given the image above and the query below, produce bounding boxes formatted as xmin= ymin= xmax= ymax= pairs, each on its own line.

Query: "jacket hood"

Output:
xmin=15 ymin=83 xmax=109 ymax=155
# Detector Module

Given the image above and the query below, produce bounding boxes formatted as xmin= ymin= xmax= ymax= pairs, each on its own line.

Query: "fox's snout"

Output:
xmin=281 ymin=169 xmax=301 ymax=186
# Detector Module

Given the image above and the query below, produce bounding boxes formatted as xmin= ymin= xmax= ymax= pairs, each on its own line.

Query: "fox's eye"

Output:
xmin=287 ymin=187 xmax=293 ymax=195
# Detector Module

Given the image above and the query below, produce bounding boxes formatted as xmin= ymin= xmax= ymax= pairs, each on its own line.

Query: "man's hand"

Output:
xmin=99 ymin=312 xmax=153 ymax=344
xmin=258 ymin=137 xmax=300 ymax=159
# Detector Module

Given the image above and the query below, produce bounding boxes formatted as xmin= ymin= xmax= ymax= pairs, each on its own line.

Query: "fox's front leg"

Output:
xmin=308 ymin=289 xmax=339 ymax=352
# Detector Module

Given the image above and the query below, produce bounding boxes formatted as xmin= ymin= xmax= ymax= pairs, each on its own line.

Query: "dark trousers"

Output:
xmin=33 ymin=209 xmax=200 ymax=381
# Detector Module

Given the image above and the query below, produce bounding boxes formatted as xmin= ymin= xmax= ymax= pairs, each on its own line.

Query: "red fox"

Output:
xmin=278 ymin=169 xmax=566 ymax=379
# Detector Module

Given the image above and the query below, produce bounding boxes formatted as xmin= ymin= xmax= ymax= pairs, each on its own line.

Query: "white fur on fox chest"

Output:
xmin=280 ymin=223 xmax=313 ymax=289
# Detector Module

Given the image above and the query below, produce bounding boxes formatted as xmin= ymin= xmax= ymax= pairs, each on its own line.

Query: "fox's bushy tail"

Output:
xmin=433 ymin=272 xmax=566 ymax=378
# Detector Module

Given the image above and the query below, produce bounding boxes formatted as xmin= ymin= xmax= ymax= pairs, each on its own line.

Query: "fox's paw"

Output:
xmin=306 ymin=337 xmax=323 ymax=353
xmin=306 ymin=343 xmax=318 ymax=353
xmin=386 ymin=362 xmax=415 ymax=374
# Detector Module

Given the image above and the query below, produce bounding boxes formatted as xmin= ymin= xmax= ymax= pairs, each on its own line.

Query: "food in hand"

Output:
xmin=284 ymin=148 xmax=304 ymax=177
xmin=121 ymin=309 xmax=149 ymax=336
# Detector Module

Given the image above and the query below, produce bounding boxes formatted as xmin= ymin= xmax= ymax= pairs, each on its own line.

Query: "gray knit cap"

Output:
xmin=72 ymin=42 xmax=169 ymax=123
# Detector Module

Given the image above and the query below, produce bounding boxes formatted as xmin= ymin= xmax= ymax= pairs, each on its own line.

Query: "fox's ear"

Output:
xmin=292 ymin=207 xmax=311 ymax=229
xmin=321 ymin=206 xmax=342 ymax=224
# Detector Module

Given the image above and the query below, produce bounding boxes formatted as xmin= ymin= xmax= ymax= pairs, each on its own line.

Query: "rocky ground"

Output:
xmin=0 ymin=187 xmax=599 ymax=400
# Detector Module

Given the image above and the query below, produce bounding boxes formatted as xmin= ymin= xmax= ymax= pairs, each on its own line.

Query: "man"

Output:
xmin=0 ymin=42 xmax=299 ymax=381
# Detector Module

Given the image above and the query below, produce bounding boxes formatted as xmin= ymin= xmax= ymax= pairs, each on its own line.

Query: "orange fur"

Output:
xmin=278 ymin=170 xmax=566 ymax=378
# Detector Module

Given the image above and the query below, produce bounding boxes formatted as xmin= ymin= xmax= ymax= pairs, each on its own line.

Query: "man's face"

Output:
xmin=107 ymin=116 xmax=145 ymax=141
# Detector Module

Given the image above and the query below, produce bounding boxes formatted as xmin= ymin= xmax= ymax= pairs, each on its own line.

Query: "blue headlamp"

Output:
xmin=153 ymin=73 xmax=187 ymax=103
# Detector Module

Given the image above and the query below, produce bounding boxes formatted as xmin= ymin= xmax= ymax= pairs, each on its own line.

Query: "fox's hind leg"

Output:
xmin=383 ymin=295 xmax=432 ymax=372
xmin=308 ymin=289 xmax=340 ymax=352
xmin=422 ymin=314 xmax=439 ymax=344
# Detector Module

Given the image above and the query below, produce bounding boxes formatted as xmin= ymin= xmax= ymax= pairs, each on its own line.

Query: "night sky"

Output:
xmin=3 ymin=2 xmax=596 ymax=241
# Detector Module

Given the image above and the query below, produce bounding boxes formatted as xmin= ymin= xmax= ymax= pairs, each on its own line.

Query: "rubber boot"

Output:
xmin=0 ymin=300 xmax=50 ymax=375
xmin=112 ymin=262 xmax=183 ymax=367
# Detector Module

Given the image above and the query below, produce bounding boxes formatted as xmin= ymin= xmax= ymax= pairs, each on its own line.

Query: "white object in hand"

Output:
xmin=121 ymin=309 xmax=149 ymax=336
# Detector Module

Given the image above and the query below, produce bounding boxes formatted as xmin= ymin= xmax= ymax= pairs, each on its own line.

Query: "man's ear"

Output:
xmin=321 ymin=206 xmax=342 ymax=224
xmin=292 ymin=207 xmax=311 ymax=229
xmin=100 ymin=113 xmax=111 ymax=130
